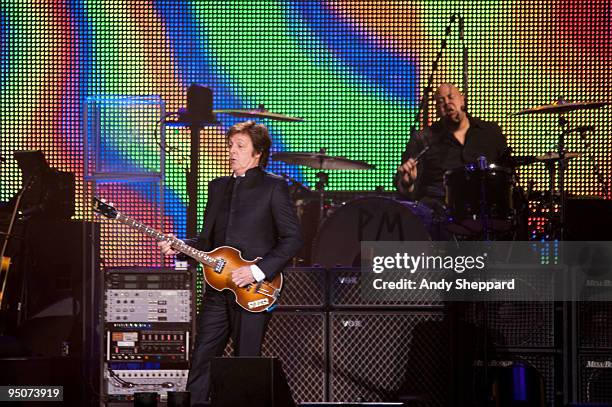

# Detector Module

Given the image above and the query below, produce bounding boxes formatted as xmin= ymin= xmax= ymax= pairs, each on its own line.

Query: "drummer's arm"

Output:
xmin=395 ymin=138 xmax=422 ymax=197
xmin=396 ymin=161 xmax=417 ymax=194
xmin=492 ymin=122 xmax=509 ymax=160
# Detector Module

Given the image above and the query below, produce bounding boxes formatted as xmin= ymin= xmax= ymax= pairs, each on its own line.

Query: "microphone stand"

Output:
xmin=460 ymin=16 xmax=468 ymax=111
xmin=409 ymin=15 xmax=458 ymax=138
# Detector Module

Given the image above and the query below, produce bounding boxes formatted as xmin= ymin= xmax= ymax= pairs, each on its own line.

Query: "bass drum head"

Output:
xmin=311 ymin=197 xmax=430 ymax=268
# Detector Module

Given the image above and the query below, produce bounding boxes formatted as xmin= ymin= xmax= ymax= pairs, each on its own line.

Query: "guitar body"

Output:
xmin=202 ymin=246 xmax=282 ymax=312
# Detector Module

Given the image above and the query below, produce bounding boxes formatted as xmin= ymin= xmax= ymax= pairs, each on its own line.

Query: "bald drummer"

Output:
xmin=395 ymin=83 xmax=508 ymax=233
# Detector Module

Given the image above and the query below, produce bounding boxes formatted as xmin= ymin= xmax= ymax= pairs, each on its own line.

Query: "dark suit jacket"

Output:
xmin=187 ymin=167 xmax=303 ymax=280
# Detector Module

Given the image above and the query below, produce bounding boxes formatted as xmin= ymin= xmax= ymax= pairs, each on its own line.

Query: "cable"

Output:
xmin=107 ymin=366 xmax=176 ymax=389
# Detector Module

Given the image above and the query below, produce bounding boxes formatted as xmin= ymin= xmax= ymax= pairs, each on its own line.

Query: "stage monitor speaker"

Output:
xmin=167 ymin=391 xmax=190 ymax=407
xmin=0 ymin=356 xmax=84 ymax=404
xmin=211 ymin=357 xmax=295 ymax=407
xmin=134 ymin=392 xmax=158 ymax=406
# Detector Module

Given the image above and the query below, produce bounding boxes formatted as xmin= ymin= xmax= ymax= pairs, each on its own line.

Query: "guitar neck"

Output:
xmin=114 ymin=213 xmax=216 ymax=267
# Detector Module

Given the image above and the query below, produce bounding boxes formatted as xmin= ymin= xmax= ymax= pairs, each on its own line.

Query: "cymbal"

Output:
xmin=213 ymin=108 xmax=303 ymax=122
xmin=512 ymin=152 xmax=582 ymax=166
xmin=513 ymin=100 xmax=612 ymax=116
xmin=272 ymin=152 xmax=374 ymax=170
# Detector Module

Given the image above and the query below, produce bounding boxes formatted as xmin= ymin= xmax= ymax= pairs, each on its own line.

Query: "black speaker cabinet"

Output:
xmin=328 ymin=310 xmax=558 ymax=406
xmin=579 ymin=301 xmax=612 ymax=350
xmin=276 ymin=267 xmax=326 ymax=309
xmin=579 ymin=354 xmax=612 ymax=403
xmin=329 ymin=267 xmax=442 ymax=308
xmin=224 ymin=311 xmax=327 ymax=403
xmin=460 ymin=301 xmax=556 ymax=348
xmin=211 ymin=357 xmax=295 ymax=407
xmin=328 ymin=310 xmax=445 ymax=403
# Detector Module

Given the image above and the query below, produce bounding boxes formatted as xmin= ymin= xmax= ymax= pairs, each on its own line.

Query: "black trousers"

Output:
xmin=187 ymin=285 xmax=272 ymax=405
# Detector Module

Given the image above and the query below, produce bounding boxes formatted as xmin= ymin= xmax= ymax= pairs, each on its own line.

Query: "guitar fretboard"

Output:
xmin=114 ymin=213 xmax=217 ymax=267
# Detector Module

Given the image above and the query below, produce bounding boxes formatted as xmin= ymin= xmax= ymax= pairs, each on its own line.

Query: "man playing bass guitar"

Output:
xmin=159 ymin=121 xmax=303 ymax=405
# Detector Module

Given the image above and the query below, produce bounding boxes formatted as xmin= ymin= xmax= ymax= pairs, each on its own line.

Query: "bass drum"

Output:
xmin=311 ymin=197 xmax=430 ymax=268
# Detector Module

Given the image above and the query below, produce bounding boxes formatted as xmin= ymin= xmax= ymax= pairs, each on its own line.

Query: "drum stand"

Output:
xmin=547 ymin=114 xmax=570 ymax=241
xmin=476 ymin=158 xmax=494 ymax=242
xmin=543 ymin=160 xmax=559 ymax=240
xmin=478 ymin=183 xmax=493 ymax=241
xmin=555 ymin=115 xmax=568 ymax=241
xmin=315 ymin=171 xmax=329 ymax=225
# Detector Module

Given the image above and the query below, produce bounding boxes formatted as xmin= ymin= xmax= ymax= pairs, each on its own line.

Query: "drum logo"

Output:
xmin=359 ymin=209 xmax=404 ymax=241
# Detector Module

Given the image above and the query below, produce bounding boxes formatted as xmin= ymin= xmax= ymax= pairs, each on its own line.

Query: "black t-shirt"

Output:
xmin=396 ymin=116 xmax=508 ymax=200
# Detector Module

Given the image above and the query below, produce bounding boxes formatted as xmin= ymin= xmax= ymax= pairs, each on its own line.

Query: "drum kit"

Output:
xmin=220 ymin=99 xmax=611 ymax=266
xmin=445 ymin=100 xmax=610 ymax=241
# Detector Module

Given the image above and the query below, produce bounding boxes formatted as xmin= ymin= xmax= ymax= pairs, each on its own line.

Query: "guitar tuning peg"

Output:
xmin=100 ymin=198 xmax=106 ymax=203
xmin=109 ymin=202 xmax=115 ymax=207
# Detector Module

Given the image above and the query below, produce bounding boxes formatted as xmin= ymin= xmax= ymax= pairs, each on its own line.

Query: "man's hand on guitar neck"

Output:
xmin=158 ymin=234 xmax=179 ymax=256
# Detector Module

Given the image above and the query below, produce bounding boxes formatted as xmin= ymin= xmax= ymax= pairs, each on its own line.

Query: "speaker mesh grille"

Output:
xmin=462 ymin=301 xmax=555 ymax=348
xmin=579 ymin=302 xmax=612 ymax=350
xmin=579 ymin=354 xmax=612 ymax=403
xmin=223 ymin=312 xmax=326 ymax=403
xmin=329 ymin=311 xmax=444 ymax=403
xmin=277 ymin=268 xmax=326 ymax=309
xmin=330 ymin=268 xmax=443 ymax=308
